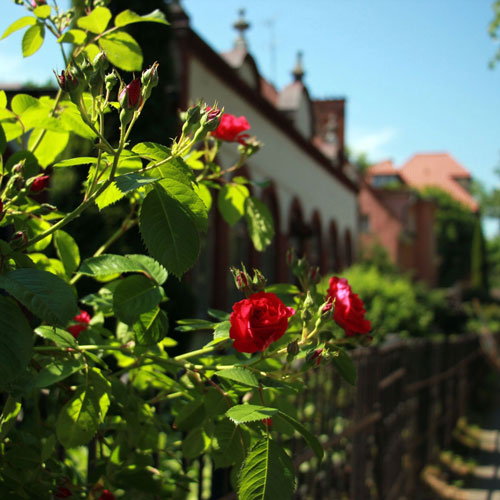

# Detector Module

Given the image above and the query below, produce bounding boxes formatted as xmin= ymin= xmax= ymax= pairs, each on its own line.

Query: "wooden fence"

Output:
xmin=212 ymin=334 xmax=484 ymax=500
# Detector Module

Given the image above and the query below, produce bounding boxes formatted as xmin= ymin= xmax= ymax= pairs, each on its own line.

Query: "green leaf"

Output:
xmin=53 ymin=157 xmax=97 ymax=168
xmin=244 ymin=196 xmax=274 ymax=251
xmin=238 ymin=438 xmax=295 ymax=500
xmin=28 ymin=129 xmax=69 ymax=167
xmin=139 ymin=186 xmax=200 ymax=278
xmin=56 ymin=370 xmax=111 ymax=448
xmin=0 ymin=396 xmax=22 ymax=441
xmin=133 ymin=307 xmax=168 ymax=346
xmin=79 ymin=254 xmax=167 ymax=285
xmin=0 ymin=91 xmax=6 ymax=108
xmin=212 ymin=419 xmax=246 ymax=468
xmin=194 ymin=183 xmax=212 ymax=211
xmin=208 ymin=308 xmax=230 ymax=321
xmin=0 ymin=122 xmax=6 ymax=155
xmin=216 ymin=367 xmax=259 ymax=388
xmin=33 ymin=5 xmax=51 ymax=18
xmin=58 ymin=103 xmax=97 ymax=139
xmin=218 ymin=183 xmax=249 ymax=226
xmin=114 ymin=9 xmax=169 ymax=27
xmin=175 ymin=318 xmax=215 ymax=332
xmin=115 ymin=172 xmax=160 ymax=193
xmin=265 ymin=284 xmax=300 ymax=295
xmin=35 ymin=325 xmax=78 ymax=348
xmin=57 ymin=29 xmax=87 ymax=44
xmin=35 ymin=358 xmax=83 ymax=388
xmin=54 ymin=230 xmax=80 ymax=277
xmin=11 ymin=93 xmax=38 ymax=115
xmin=182 ymin=427 xmax=210 ymax=459
xmin=22 ymin=23 xmax=45 ymax=57
xmin=132 ymin=142 xmax=171 ymax=161
xmin=77 ymin=6 xmax=111 ymax=34
xmin=98 ymin=31 xmax=142 ymax=72
xmin=160 ymin=178 xmax=208 ymax=232
xmin=214 ymin=320 xmax=230 ymax=341
xmin=0 ymin=268 xmax=78 ymax=325
xmin=1 ymin=16 xmax=36 ymax=40
xmin=113 ymin=274 xmax=164 ymax=325
xmin=174 ymin=399 xmax=205 ymax=431
xmin=0 ymin=297 xmax=33 ymax=385
xmin=95 ymin=182 xmax=124 ymax=210
xmin=25 ymin=217 xmax=52 ymax=252
xmin=331 ymin=348 xmax=357 ymax=386
xmin=225 ymin=404 xmax=278 ymax=425
xmin=274 ymin=411 xmax=323 ymax=461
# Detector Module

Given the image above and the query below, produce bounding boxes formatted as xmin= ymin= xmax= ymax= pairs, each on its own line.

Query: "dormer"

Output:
xmin=277 ymin=52 xmax=314 ymax=139
xmin=220 ymin=9 xmax=260 ymax=91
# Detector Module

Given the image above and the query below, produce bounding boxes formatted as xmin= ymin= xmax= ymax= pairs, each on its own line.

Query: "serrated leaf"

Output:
xmin=35 ymin=325 xmax=77 ymax=348
xmin=58 ymin=28 xmax=87 ymax=44
xmin=0 ymin=297 xmax=34 ymax=385
xmin=77 ymin=6 xmax=111 ymax=34
xmin=22 ymin=23 xmax=45 ymax=57
xmin=182 ymin=427 xmax=210 ymax=459
xmin=139 ymin=186 xmax=200 ymax=278
xmin=35 ymin=358 xmax=83 ymax=388
xmin=114 ymin=9 xmax=169 ymax=27
xmin=215 ymin=367 xmax=259 ymax=388
xmin=133 ymin=307 xmax=168 ymax=346
xmin=98 ymin=31 xmax=142 ymax=72
xmin=113 ymin=274 xmax=164 ymax=325
xmin=331 ymin=348 xmax=357 ymax=386
xmin=54 ymin=230 xmax=80 ymax=277
xmin=0 ymin=268 xmax=78 ymax=325
xmin=115 ymin=172 xmax=159 ymax=193
xmin=1 ymin=16 xmax=36 ymax=40
xmin=225 ymin=404 xmax=278 ymax=424
xmin=56 ymin=371 xmax=111 ymax=448
xmin=95 ymin=182 xmax=124 ymax=210
xmin=275 ymin=411 xmax=323 ymax=460
xmin=33 ymin=5 xmax=51 ymax=18
xmin=160 ymin=178 xmax=208 ymax=232
xmin=238 ymin=438 xmax=295 ymax=500
xmin=53 ymin=157 xmax=97 ymax=168
xmin=218 ymin=183 xmax=249 ymax=226
xmin=132 ymin=141 xmax=171 ymax=161
xmin=244 ymin=196 xmax=274 ymax=251
xmin=79 ymin=254 xmax=167 ymax=285
xmin=0 ymin=396 xmax=22 ymax=441
xmin=58 ymin=103 xmax=97 ymax=139
xmin=194 ymin=182 xmax=212 ymax=210
xmin=212 ymin=419 xmax=245 ymax=468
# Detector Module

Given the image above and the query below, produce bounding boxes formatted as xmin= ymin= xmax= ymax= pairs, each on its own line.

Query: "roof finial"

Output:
xmin=292 ymin=51 xmax=305 ymax=82
xmin=233 ymin=8 xmax=250 ymax=50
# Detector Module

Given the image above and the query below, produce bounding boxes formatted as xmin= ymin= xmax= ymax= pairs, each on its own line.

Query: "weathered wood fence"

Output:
xmin=213 ymin=334 xmax=484 ymax=500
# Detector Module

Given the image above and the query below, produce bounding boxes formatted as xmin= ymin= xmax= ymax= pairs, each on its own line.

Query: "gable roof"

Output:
xmin=400 ymin=153 xmax=478 ymax=211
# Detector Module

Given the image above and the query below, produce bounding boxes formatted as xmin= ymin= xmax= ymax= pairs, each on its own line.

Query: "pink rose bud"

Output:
xmin=30 ymin=175 xmax=50 ymax=193
xmin=119 ymin=78 xmax=142 ymax=111
xmin=206 ymin=106 xmax=220 ymax=122
xmin=67 ymin=310 xmax=92 ymax=339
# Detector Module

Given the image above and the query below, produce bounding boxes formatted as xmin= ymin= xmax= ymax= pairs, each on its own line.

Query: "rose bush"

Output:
xmin=230 ymin=292 xmax=295 ymax=352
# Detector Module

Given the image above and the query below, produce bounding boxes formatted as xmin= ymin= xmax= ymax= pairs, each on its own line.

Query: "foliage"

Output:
xmin=0 ymin=2 xmax=370 ymax=499
xmin=421 ymin=186 xmax=477 ymax=287
xmin=470 ymin=216 xmax=489 ymax=295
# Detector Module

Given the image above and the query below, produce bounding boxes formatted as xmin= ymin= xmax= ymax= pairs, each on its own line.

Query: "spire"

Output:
xmin=233 ymin=8 xmax=250 ymax=50
xmin=292 ymin=51 xmax=305 ymax=82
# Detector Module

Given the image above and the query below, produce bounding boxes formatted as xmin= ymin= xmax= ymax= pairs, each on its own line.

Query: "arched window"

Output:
xmin=328 ymin=220 xmax=341 ymax=272
xmin=260 ymin=185 xmax=281 ymax=285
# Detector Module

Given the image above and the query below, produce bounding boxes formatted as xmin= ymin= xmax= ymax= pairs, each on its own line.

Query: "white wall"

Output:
xmin=188 ymin=56 xmax=358 ymax=246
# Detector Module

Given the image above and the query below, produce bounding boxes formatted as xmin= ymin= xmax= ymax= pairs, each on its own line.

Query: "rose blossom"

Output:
xmin=212 ymin=113 xmax=250 ymax=144
xmin=326 ymin=277 xmax=371 ymax=336
xmin=68 ymin=310 xmax=91 ymax=339
xmin=229 ymin=292 xmax=295 ymax=353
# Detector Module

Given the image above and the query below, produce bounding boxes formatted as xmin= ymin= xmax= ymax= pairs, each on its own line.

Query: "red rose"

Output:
xmin=212 ymin=113 xmax=250 ymax=144
xmin=98 ymin=490 xmax=115 ymax=500
xmin=229 ymin=292 xmax=295 ymax=353
xmin=326 ymin=277 xmax=371 ymax=336
xmin=119 ymin=78 xmax=142 ymax=110
xmin=30 ymin=175 xmax=50 ymax=193
xmin=67 ymin=310 xmax=91 ymax=339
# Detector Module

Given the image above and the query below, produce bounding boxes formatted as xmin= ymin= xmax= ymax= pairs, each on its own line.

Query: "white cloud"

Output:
xmin=349 ymin=126 xmax=398 ymax=161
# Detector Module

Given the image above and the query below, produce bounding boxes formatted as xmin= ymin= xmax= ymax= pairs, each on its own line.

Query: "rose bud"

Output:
xmin=98 ymin=490 xmax=115 ymax=500
xmin=67 ymin=309 xmax=91 ymax=339
xmin=262 ymin=418 xmax=273 ymax=427
xmin=10 ymin=231 xmax=27 ymax=249
xmin=287 ymin=339 xmax=299 ymax=357
xmin=141 ymin=61 xmax=159 ymax=100
xmin=30 ymin=0 xmax=47 ymax=7
xmin=105 ymin=71 xmax=118 ymax=93
xmin=55 ymin=70 xmax=78 ymax=93
xmin=307 ymin=348 xmax=323 ymax=367
xmin=119 ymin=78 xmax=143 ymax=111
xmin=30 ymin=175 xmax=50 ymax=193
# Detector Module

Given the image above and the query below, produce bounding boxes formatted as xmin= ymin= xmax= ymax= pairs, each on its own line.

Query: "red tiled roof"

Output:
xmin=368 ymin=159 xmax=399 ymax=176
xmin=400 ymin=153 xmax=478 ymax=211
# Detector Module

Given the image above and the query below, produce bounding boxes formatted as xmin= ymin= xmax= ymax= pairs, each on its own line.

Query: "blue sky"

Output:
xmin=2 ymin=1 xmax=500 ymax=207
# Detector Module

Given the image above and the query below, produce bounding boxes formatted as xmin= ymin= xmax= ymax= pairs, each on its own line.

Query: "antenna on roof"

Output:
xmin=233 ymin=8 xmax=250 ymax=50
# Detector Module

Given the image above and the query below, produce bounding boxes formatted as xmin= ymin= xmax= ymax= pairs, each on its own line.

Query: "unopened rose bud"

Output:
xmin=286 ymin=248 xmax=296 ymax=268
xmin=10 ymin=231 xmax=27 ymax=249
xmin=30 ymin=175 xmax=50 ymax=193
xmin=231 ymin=266 xmax=250 ymax=292
xmin=181 ymin=104 xmax=202 ymax=135
xmin=287 ymin=339 xmax=299 ymax=357
xmin=55 ymin=70 xmax=78 ymax=92
xmin=105 ymin=71 xmax=118 ymax=92
xmin=310 ymin=349 xmax=323 ymax=366
xmin=141 ymin=61 xmax=159 ymax=100
xmin=119 ymin=78 xmax=142 ymax=111
xmin=321 ymin=299 xmax=333 ymax=315
xmin=30 ymin=0 xmax=46 ymax=7
xmin=12 ymin=161 xmax=25 ymax=174
xmin=98 ymin=489 xmax=115 ymax=500
xmin=92 ymin=51 xmax=108 ymax=72
xmin=262 ymin=418 xmax=273 ymax=427
xmin=310 ymin=266 xmax=319 ymax=284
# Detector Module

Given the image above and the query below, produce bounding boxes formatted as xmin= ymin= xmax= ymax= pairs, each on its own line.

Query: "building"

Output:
xmin=169 ymin=7 xmax=360 ymax=309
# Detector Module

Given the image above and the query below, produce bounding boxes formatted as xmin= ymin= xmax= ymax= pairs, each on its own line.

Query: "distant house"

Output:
xmin=170 ymin=6 xmax=360 ymax=309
